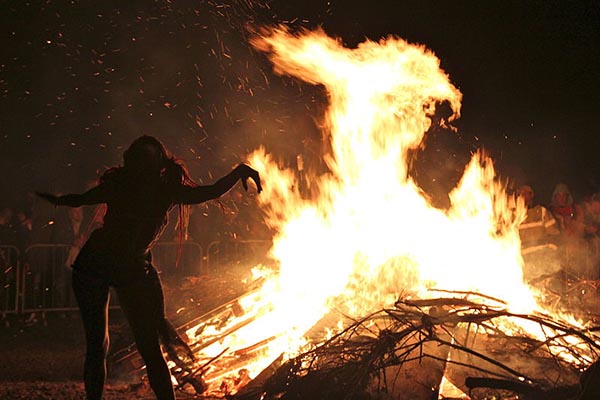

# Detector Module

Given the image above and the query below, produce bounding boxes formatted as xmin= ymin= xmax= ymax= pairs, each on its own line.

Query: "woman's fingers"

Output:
xmin=252 ymin=172 xmax=262 ymax=193
xmin=238 ymin=164 xmax=262 ymax=193
xmin=246 ymin=169 xmax=262 ymax=193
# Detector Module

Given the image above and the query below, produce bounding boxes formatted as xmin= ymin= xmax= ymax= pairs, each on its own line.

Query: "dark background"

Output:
xmin=1 ymin=0 xmax=598 ymax=208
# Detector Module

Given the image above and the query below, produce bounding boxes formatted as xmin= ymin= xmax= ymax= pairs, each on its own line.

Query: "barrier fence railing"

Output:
xmin=3 ymin=240 xmax=272 ymax=317
xmin=0 ymin=245 xmax=20 ymax=317
xmin=22 ymin=244 xmax=84 ymax=313
xmin=152 ymin=241 xmax=205 ymax=278
xmin=19 ymin=242 xmax=205 ymax=315
xmin=205 ymin=239 xmax=273 ymax=274
xmin=6 ymin=238 xmax=600 ymax=317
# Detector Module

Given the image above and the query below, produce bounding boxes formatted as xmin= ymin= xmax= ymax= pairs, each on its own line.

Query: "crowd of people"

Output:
xmin=516 ymin=183 xmax=600 ymax=296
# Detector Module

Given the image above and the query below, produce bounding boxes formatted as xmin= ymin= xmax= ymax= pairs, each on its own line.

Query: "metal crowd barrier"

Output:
xmin=0 ymin=245 xmax=20 ymax=317
xmin=6 ymin=240 xmax=264 ymax=316
xmin=22 ymin=244 xmax=82 ymax=313
xmin=152 ymin=241 xmax=204 ymax=277
xmin=205 ymin=239 xmax=273 ymax=273
xmin=19 ymin=242 xmax=205 ymax=314
xmin=8 ymin=238 xmax=600 ymax=317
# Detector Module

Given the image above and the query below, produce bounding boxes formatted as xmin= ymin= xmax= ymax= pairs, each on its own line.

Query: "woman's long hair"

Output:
xmin=101 ymin=135 xmax=196 ymax=262
xmin=164 ymin=156 xmax=196 ymax=242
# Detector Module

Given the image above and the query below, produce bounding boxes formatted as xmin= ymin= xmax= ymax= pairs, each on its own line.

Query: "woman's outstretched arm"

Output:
xmin=175 ymin=164 xmax=262 ymax=204
xmin=36 ymin=183 xmax=110 ymax=207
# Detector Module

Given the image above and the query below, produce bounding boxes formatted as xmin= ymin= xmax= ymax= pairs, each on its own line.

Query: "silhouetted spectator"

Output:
xmin=0 ymin=207 xmax=16 ymax=246
xmin=49 ymin=206 xmax=90 ymax=311
xmin=549 ymin=183 xmax=587 ymax=276
xmin=576 ymin=194 xmax=600 ymax=279
xmin=29 ymin=192 xmax=57 ymax=244
xmin=549 ymin=183 xmax=580 ymax=234
xmin=517 ymin=185 xmax=561 ymax=283
xmin=13 ymin=208 xmax=33 ymax=252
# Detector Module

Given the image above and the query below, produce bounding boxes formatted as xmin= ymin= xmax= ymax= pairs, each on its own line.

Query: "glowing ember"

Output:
xmin=182 ymin=27 xmax=596 ymax=395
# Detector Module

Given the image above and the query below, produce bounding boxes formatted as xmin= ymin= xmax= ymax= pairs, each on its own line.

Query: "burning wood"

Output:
xmin=229 ymin=291 xmax=599 ymax=400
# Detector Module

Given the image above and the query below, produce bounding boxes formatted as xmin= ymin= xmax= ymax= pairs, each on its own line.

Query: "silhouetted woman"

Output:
xmin=37 ymin=135 xmax=262 ymax=400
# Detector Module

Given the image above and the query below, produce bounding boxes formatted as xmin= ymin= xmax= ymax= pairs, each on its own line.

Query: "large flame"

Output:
xmin=249 ymin=27 xmax=532 ymax=316
xmin=184 ymin=28 xmax=594 ymax=395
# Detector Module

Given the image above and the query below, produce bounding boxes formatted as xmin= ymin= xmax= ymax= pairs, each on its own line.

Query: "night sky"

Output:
xmin=1 ymin=0 xmax=599 ymax=209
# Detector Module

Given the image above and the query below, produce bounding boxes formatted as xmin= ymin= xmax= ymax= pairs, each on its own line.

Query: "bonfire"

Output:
xmin=115 ymin=27 xmax=600 ymax=400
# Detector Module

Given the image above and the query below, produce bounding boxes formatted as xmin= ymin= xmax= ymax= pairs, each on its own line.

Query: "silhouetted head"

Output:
xmin=550 ymin=182 xmax=573 ymax=207
xmin=517 ymin=185 xmax=534 ymax=208
xmin=103 ymin=135 xmax=196 ymax=260
xmin=0 ymin=207 xmax=12 ymax=225
xmin=123 ymin=135 xmax=169 ymax=175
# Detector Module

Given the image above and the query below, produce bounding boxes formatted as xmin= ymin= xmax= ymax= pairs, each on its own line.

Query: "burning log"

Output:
xmin=229 ymin=292 xmax=599 ymax=400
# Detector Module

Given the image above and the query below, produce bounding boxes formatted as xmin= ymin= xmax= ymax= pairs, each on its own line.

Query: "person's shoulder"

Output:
xmin=100 ymin=167 xmax=125 ymax=184
xmin=530 ymin=204 xmax=545 ymax=212
xmin=528 ymin=204 xmax=551 ymax=217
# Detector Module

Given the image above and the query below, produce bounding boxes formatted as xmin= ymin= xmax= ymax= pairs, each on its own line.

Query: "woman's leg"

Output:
xmin=72 ymin=270 xmax=110 ymax=400
xmin=116 ymin=267 xmax=175 ymax=400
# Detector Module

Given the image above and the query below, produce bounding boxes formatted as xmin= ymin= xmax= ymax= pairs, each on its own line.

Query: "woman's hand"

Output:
xmin=237 ymin=164 xmax=262 ymax=193
xmin=36 ymin=191 xmax=61 ymax=206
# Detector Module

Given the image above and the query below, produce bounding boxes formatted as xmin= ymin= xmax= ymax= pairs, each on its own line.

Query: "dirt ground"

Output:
xmin=0 ymin=268 xmax=252 ymax=400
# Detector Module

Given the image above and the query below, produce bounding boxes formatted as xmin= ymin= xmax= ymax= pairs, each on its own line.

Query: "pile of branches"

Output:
xmin=233 ymin=291 xmax=600 ymax=400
